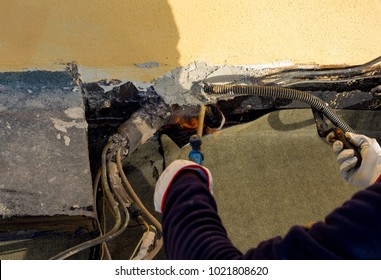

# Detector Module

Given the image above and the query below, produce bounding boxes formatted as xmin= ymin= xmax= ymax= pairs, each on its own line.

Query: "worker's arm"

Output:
xmin=155 ymin=160 xmax=381 ymax=259
xmin=157 ymin=163 xmax=242 ymax=259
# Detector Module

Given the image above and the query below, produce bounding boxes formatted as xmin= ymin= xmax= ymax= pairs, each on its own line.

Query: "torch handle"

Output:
xmin=333 ymin=128 xmax=362 ymax=167
xmin=197 ymin=105 xmax=206 ymax=138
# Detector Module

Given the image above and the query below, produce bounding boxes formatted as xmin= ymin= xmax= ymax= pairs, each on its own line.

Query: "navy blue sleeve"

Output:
xmin=162 ymin=170 xmax=381 ymax=259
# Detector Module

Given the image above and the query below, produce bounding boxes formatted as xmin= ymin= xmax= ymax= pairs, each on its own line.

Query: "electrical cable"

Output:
xmin=129 ymin=219 xmax=150 ymax=260
xmin=93 ymin=168 xmax=112 ymax=260
xmin=107 ymin=160 xmax=133 ymax=209
xmin=268 ymin=55 xmax=381 ymax=84
xmin=51 ymin=143 xmax=162 ymax=259
xmin=279 ymin=75 xmax=381 ymax=87
xmin=130 ymin=234 xmax=145 ymax=260
xmin=93 ymin=168 xmax=101 ymax=212
xmin=101 ymin=189 xmax=107 ymax=260
xmin=115 ymin=148 xmax=163 ymax=259
xmin=50 ymin=142 xmax=129 ymax=260
xmin=116 ymin=149 xmax=162 ymax=233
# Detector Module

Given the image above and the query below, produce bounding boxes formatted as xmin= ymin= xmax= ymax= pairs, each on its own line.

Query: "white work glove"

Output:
xmin=332 ymin=132 xmax=381 ymax=187
xmin=154 ymin=159 xmax=213 ymax=213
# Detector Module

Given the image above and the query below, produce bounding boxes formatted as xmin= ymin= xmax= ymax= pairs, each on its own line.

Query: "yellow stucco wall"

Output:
xmin=1 ymin=0 xmax=380 ymax=81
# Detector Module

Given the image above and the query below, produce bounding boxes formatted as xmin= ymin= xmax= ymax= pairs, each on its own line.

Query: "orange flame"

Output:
xmin=175 ymin=117 xmax=199 ymax=129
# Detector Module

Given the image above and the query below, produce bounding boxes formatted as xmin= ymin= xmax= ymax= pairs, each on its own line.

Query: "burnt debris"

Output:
xmin=83 ymin=70 xmax=381 ymax=151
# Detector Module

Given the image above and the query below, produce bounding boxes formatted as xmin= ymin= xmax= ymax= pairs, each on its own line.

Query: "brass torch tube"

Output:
xmin=197 ymin=105 xmax=206 ymax=138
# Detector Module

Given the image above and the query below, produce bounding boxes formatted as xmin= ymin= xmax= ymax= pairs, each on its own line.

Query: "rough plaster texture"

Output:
xmin=0 ymin=0 xmax=380 ymax=82
xmin=154 ymin=61 xmax=283 ymax=106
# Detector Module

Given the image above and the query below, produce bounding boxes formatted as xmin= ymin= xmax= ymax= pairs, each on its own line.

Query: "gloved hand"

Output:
xmin=332 ymin=132 xmax=381 ymax=187
xmin=154 ymin=159 xmax=213 ymax=213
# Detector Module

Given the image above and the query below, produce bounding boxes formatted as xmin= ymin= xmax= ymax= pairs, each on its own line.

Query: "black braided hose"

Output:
xmin=203 ymin=84 xmax=355 ymax=133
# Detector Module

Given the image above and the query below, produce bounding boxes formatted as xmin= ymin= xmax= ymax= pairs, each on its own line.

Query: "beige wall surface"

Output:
xmin=0 ymin=0 xmax=380 ymax=81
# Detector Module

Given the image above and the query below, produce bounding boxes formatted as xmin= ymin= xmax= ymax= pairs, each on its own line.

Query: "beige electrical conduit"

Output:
xmin=50 ymin=142 xmax=129 ymax=260
xmin=108 ymin=157 xmax=163 ymax=260
xmin=129 ymin=219 xmax=151 ymax=260
xmin=107 ymin=160 xmax=133 ymax=209
xmin=115 ymin=148 xmax=163 ymax=259
xmin=93 ymin=168 xmax=112 ymax=260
